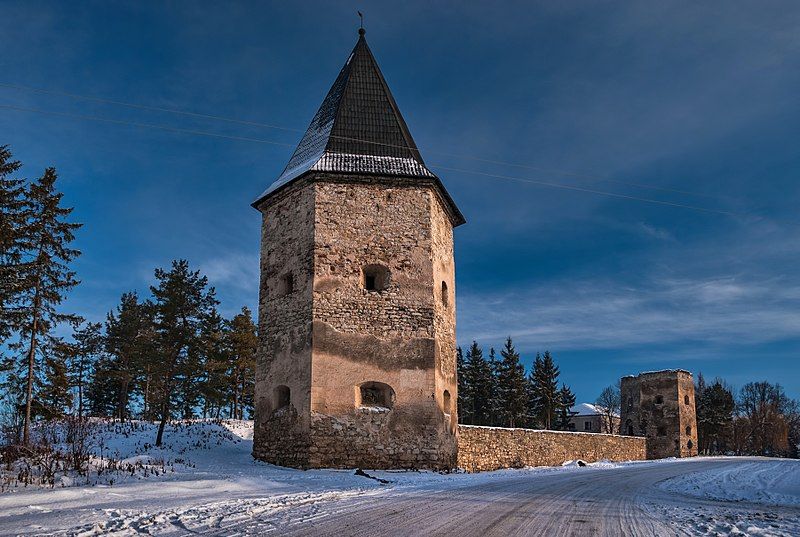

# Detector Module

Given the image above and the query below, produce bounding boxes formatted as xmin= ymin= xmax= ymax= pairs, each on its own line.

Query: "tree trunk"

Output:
xmin=232 ymin=386 xmax=238 ymax=421
xmin=77 ymin=359 xmax=85 ymax=418
xmin=143 ymin=367 xmax=150 ymax=420
xmin=23 ymin=323 xmax=37 ymax=446
xmin=118 ymin=378 xmax=129 ymax=423
xmin=22 ymin=285 xmax=41 ymax=446
xmin=156 ymin=400 xmax=168 ymax=446
xmin=77 ymin=380 xmax=83 ymax=418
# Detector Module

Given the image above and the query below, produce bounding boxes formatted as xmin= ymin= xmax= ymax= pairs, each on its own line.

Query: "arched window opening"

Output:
xmin=274 ymin=385 xmax=290 ymax=410
xmin=443 ymin=390 xmax=451 ymax=414
xmin=684 ymin=394 xmax=690 ymax=405
xmin=362 ymin=265 xmax=390 ymax=292
xmin=687 ymin=439 xmax=694 ymax=449
xmin=441 ymin=281 xmax=449 ymax=307
xmin=655 ymin=395 xmax=664 ymax=405
xmin=657 ymin=426 xmax=666 ymax=437
xmin=685 ymin=425 xmax=692 ymax=436
xmin=358 ymin=381 xmax=395 ymax=409
xmin=280 ymin=273 xmax=294 ymax=296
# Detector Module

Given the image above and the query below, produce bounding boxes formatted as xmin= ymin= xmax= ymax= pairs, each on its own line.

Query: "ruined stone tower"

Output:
xmin=619 ymin=370 xmax=698 ymax=459
xmin=251 ymin=29 xmax=465 ymax=470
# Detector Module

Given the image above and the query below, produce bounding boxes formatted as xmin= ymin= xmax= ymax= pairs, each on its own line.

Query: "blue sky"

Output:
xmin=2 ymin=1 xmax=799 ymax=403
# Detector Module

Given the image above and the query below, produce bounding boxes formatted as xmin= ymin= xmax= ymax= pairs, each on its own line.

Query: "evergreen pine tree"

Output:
xmin=0 ymin=146 xmax=26 ymax=344
xmin=227 ymin=306 xmax=257 ymax=420
xmin=555 ymin=383 xmax=576 ymax=430
xmin=199 ymin=308 xmax=228 ymax=419
xmin=150 ymin=260 xmax=218 ymax=446
xmin=697 ymin=378 xmax=735 ymax=454
xmin=456 ymin=347 xmax=469 ymax=424
xmin=463 ymin=341 xmax=492 ymax=425
xmin=86 ymin=355 xmax=118 ymax=417
xmin=487 ymin=347 xmax=501 ymax=426
xmin=39 ymin=339 xmax=73 ymax=418
xmin=104 ymin=292 xmax=153 ymax=421
xmin=13 ymin=167 xmax=82 ymax=445
xmin=531 ymin=351 xmax=560 ymax=429
xmin=526 ymin=353 xmax=543 ymax=428
xmin=496 ymin=337 xmax=528 ymax=428
xmin=70 ymin=321 xmax=103 ymax=418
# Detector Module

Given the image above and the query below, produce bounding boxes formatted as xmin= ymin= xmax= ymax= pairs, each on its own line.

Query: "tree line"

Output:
xmin=0 ymin=146 xmax=257 ymax=447
xmin=695 ymin=374 xmax=799 ymax=458
xmin=457 ymin=334 xmax=800 ymax=459
xmin=457 ymin=338 xmax=576 ymax=430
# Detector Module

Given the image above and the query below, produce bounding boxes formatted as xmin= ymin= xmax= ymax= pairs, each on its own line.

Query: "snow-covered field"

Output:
xmin=650 ymin=458 xmax=800 ymax=536
xmin=659 ymin=458 xmax=800 ymax=507
xmin=0 ymin=420 xmax=797 ymax=536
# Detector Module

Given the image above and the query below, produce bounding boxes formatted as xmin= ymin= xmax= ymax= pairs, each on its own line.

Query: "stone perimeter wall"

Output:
xmin=457 ymin=425 xmax=647 ymax=473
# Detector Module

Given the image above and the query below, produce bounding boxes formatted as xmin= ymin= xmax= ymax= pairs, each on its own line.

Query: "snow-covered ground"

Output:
xmin=658 ymin=458 xmax=800 ymax=507
xmin=0 ymin=420 xmax=797 ymax=536
xmin=649 ymin=457 xmax=800 ymax=536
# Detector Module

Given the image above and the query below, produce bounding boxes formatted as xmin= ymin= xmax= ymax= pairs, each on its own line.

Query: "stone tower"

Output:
xmin=251 ymin=29 xmax=465 ymax=470
xmin=619 ymin=370 xmax=698 ymax=459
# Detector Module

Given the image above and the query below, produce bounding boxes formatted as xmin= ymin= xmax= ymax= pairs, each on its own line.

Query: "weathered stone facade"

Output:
xmin=457 ymin=425 xmax=647 ymax=473
xmin=619 ymin=370 xmax=699 ymax=459
xmin=253 ymin=176 xmax=461 ymax=470
xmin=252 ymin=179 xmax=315 ymax=468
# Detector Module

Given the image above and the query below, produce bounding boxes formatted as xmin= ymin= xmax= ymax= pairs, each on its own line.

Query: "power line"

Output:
xmin=0 ymin=103 xmax=295 ymax=148
xmin=0 ymin=102 xmax=737 ymax=217
xmin=0 ymin=82 xmax=302 ymax=134
xmin=431 ymin=164 xmax=742 ymax=217
xmin=0 ymin=81 xmax=716 ymax=200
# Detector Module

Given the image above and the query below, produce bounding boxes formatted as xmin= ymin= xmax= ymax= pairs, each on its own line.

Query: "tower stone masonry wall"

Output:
xmin=253 ymin=176 xmax=458 ymax=470
xmin=619 ymin=370 xmax=699 ymax=459
xmin=252 ymin=179 xmax=316 ymax=468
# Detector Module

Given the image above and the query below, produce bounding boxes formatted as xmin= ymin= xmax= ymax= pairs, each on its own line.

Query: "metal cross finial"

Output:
xmin=358 ymin=11 xmax=365 ymax=35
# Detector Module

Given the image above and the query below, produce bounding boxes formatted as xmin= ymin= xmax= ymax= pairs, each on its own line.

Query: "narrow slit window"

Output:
xmin=281 ymin=273 xmax=294 ymax=296
xmin=274 ymin=385 xmax=290 ymax=410
xmin=441 ymin=281 xmax=448 ymax=307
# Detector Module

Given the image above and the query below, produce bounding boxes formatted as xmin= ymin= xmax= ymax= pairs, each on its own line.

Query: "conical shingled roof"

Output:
xmin=253 ymin=30 xmax=464 ymax=226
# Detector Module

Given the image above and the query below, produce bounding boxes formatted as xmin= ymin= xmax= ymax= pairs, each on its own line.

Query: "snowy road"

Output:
xmin=263 ymin=458 xmax=800 ymax=537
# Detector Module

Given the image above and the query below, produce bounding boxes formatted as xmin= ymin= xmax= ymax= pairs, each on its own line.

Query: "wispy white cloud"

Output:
xmin=198 ymin=253 xmax=259 ymax=293
xmin=636 ymin=222 xmax=676 ymax=242
xmin=458 ymin=273 xmax=800 ymax=352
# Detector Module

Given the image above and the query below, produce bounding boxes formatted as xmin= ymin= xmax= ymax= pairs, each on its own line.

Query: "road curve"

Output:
xmin=257 ymin=458 xmax=796 ymax=537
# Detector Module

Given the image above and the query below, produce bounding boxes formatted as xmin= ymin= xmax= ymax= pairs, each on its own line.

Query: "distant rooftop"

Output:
xmin=622 ymin=369 xmax=693 ymax=379
xmin=570 ymin=402 xmax=619 ymax=417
